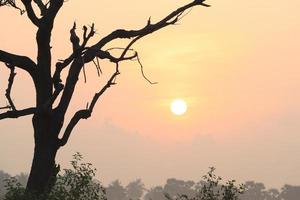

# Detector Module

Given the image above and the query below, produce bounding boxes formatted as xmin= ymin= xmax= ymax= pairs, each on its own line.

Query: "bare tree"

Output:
xmin=0 ymin=0 xmax=210 ymax=197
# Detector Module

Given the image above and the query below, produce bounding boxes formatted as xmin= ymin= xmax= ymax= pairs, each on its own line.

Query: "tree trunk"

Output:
xmin=26 ymin=145 xmax=58 ymax=194
xmin=25 ymin=113 xmax=61 ymax=197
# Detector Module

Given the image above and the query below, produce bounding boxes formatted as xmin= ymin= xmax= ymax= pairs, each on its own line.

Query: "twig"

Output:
xmin=5 ymin=64 xmax=17 ymax=111
xmin=135 ymin=54 xmax=158 ymax=85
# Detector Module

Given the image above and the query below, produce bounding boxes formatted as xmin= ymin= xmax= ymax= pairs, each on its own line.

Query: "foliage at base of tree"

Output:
xmin=3 ymin=153 xmax=106 ymax=200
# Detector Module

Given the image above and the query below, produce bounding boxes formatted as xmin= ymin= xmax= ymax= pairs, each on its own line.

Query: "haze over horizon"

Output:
xmin=0 ymin=0 xmax=300 ymax=190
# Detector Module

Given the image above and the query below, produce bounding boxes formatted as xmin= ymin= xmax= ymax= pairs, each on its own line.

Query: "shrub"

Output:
xmin=4 ymin=153 xmax=106 ymax=200
xmin=165 ymin=167 xmax=245 ymax=200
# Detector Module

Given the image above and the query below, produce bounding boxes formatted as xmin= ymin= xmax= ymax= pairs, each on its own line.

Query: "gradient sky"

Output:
xmin=1 ymin=0 xmax=300 ymax=189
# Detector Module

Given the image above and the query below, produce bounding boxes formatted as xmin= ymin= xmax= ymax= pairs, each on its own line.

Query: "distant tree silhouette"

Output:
xmin=106 ymin=180 xmax=127 ymax=200
xmin=163 ymin=178 xmax=196 ymax=199
xmin=265 ymin=188 xmax=280 ymax=200
xmin=0 ymin=0 xmax=210 ymax=197
xmin=279 ymin=185 xmax=300 ymax=200
xmin=239 ymin=181 xmax=291 ymax=200
xmin=240 ymin=181 xmax=267 ymax=200
xmin=126 ymin=179 xmax=145 ymax=200
xmin=144 ymin=186 xmax=165 ymax=200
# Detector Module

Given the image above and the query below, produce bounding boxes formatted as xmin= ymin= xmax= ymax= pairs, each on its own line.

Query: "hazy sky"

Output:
xmin=1 ymin=0 xmax=300 ymax=189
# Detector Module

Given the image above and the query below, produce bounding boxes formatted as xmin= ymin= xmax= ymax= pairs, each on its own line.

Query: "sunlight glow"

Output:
xmin=171 ymin=99 xmax=187 ymax=116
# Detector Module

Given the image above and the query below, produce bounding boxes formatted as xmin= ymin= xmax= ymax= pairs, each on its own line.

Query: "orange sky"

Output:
xmin=1 ymin=0 xmax=300 ymax=188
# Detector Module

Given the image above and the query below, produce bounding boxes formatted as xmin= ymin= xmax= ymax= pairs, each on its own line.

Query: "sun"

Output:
xmin=170 ymin=99 xmax=187 ymax=116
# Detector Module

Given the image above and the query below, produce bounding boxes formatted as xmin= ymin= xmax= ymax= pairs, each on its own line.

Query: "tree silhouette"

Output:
xmin=106 ymin=180 xmax=127 ymax=200
xmin=164 ymin=178 xmax=196 ymax=199
xmin=126 ymin=179 xmax=145 ymax=200
xmin=0 ymin=0 xmax=210 ymax=197
xmin=265 ymin=188 xmax=280 ymax=200
xmin=240 ymin=181 xmax=266 ymax=200
xmin=279 ymin=185 xmax=300 ymax=200
xmin=144 ymin=186 xmax=165 ymax=200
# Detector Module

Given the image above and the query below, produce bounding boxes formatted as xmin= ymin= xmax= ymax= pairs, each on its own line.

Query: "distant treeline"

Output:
xmin=0 ymin=170 xmax=299 ymax=200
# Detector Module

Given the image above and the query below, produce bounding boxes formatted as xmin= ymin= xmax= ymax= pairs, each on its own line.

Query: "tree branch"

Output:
xmin=0 ymin=63 xmax=36 ymax=120
xmin=5 ymin=64 xmax=17 ymax=111
xmin=0 ymin=107 xmax=36 ymax=120
xmin=0 ymin=106 xmax=10 ymax=110
xmin=86 ymin=0 xmax=210 ymax=56
xmin=54 ymin=23 xmax=96 ymax=112
xmin=58 ymin=109 xmax=90 ymax=147
xmin=0 ymin=0 xmax=25 ymax=14
xmin=59 ymin=42 xmax=140 ymax=147
xmin=54 ymin=22 xmax=95 ymax=74
xmin=21 ymin=0 xmax=40 ymax=26
xmin=88 ymin=65 xmax=120 ymax=113
xmin=0 ymin=49 xmax=36 ymax=76
xmin=135 ymin=53 xmax=157 ymax=84
xmin=45 ymin=0 xmax=64 ymax=21
xmin=51 ymin=22 xmax=81 ymax=106
xmin=70 ymin=22 xmax=80 ymax=51
xmin=33 ymin=0 xmax=47 ymax=16
xmin=59 ymin=65 xmax=120 ymax=147
xmin=57 ymin=0 xmax=210 ymax=146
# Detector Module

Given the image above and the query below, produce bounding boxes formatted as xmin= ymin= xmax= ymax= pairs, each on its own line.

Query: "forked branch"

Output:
xmin=57 ymin=0 xmax=210 ymax=146
xmin=53 ymin=23 xmax=96 ymax=109
xmin=33 ymin=0 xmax=47 ymax=16
xmin=20 ymin=0 xmax=40 ymax=26
xmin=0 ymin=63 xmax=36 ymax=120
xmin=59 ymin=64 xmax=120 ymax=147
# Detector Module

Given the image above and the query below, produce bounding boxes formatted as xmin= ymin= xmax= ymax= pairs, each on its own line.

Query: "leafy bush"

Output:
xmin=165 ymin=167 xmax=245 ymax=200
xmin=4 ymin=153 xmax=106 ymax=200
xmin=3 ymin=177 xmax=26 ymax=200
xmin=195 ymin=167 xmax=245 ymax=200
xmin=48 ymin=152 xmax=106 ymax=200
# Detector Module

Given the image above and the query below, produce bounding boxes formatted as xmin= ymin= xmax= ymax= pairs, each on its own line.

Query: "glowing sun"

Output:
xmin=170 ymin=99 xmax=187 ymax=116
